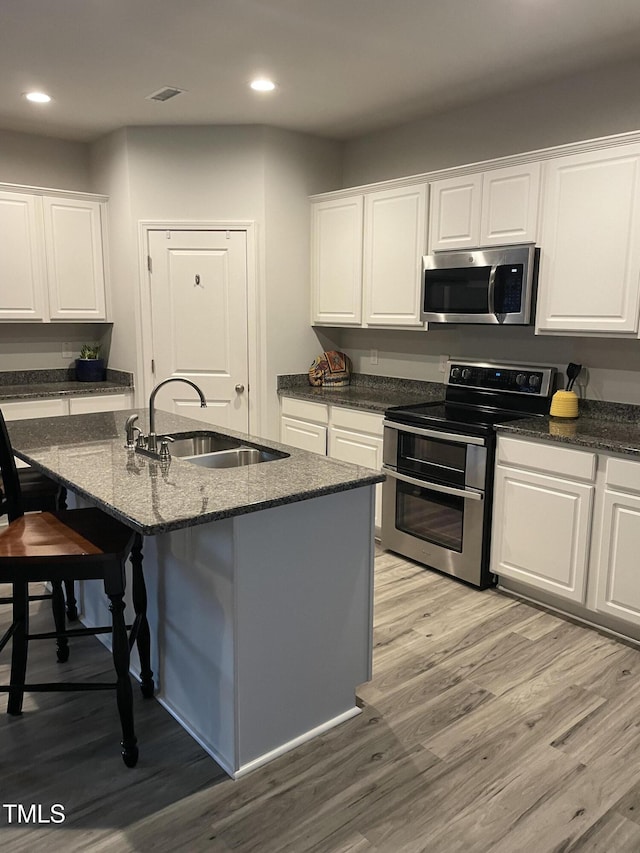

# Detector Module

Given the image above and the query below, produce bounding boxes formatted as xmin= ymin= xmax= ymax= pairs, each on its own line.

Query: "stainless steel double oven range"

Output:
xmin=382 ymin=360 xmax=555 ymax=588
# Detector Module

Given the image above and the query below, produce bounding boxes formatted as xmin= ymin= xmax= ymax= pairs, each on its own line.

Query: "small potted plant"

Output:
xmin=75 ymin=344 xmax=106 ymax=382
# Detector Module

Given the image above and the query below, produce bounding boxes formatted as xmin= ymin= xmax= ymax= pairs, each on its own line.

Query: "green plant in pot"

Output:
xmin=75 ymin=344 xmax=106 ymax=382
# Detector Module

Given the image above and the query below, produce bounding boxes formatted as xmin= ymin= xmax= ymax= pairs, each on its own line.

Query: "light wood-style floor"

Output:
xmin=3 ymin=548 xmax=640 ymax=852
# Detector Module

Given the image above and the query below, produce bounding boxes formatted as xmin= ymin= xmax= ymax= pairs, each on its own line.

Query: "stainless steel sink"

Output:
xmin=168 ymin=431 xmax=242 ymax=457
xmin=166 ymin=430 xmax=288 ymax=468
xmin=186 ymin=447 xmax=286 ymax=469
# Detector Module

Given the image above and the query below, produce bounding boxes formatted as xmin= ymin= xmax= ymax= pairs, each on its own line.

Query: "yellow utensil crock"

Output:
xmin=549 ymin=390 xmax=579 ymax=419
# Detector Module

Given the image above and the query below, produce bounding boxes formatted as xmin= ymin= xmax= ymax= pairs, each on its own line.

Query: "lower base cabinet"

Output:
xmin=492 ymin=434 xmax=640 ymax=640
xmin=280 ymin=397 xmax=384 ymax=531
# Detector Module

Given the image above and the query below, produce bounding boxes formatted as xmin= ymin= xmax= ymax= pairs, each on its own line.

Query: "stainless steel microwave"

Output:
xmin=421 ymin=244 xmax=538 ymax=325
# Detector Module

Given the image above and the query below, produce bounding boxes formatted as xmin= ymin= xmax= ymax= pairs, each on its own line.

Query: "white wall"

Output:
xmin=90 ymin=124 xmax=343 ymax=437
xmin=343 ymin=57 xmax=640 ymax=185
xmin=0 ymin=128 xmax=91 ymax=191
xmin=262 ymin=127 xmax=343 ymax=437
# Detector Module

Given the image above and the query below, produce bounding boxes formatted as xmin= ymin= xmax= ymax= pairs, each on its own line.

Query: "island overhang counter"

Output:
xmin=6 ymin=409 xmax=384 ymax=778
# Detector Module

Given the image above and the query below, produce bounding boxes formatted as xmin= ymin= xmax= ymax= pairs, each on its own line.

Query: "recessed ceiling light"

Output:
xmin=24 ymin=91 xmax=51 ymax=104
xmin=250 ymin=78 xmax=276 ymax=92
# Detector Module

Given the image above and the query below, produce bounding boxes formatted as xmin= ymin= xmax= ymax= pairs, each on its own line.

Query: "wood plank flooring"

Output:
xmin=3 ymin=548 xmax=640 ymax=851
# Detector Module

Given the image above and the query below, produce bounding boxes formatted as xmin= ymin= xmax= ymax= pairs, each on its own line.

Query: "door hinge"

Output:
xmin=147 ymin=255 xmax=153 ymax=273
xmin=151 ymin=359 xmax=155 ymax=374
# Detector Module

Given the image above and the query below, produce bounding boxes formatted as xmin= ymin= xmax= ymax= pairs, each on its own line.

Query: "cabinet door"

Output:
xmin=480 ymin=163 xmax=540 ymax=246
xmin=594 ymin=489 xmax=640 ymax=627
xmin=0 ymin=398 xmax=68 ymax=420
xmin=43 ymin=197 xmax=107 ymax=321
xmin=0 ymin=192 xmax=46 ymax=320
xmin=363 ymin=184 xmax=427 ymax=326
xmin=68 ymin=392 xmax=134 ymax=414
xmin=280 ymin=416 xmax=327 ymax=455
xmin=328 ymin=425 xmax=383 ymax=529
xmin=311 ymin=196 xmax=363 ymax=325
xmin=491 ymin=465 xmax=594 ymax=603
xmin=429 ymin=174 xmax=482 ymax=251
xmin=536 ymin=145 xmax=640 ymax=334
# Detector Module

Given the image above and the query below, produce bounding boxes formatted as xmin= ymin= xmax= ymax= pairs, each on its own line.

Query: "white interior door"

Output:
xmin=148 ymin=229 xmax=249 ymax=431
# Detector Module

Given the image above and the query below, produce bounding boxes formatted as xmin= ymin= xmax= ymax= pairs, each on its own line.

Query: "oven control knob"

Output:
xmin=461 ymin=368 xmax=471 ymax=380
xmin=516 ymin=373 xmax=527 ymax=386
xmin=451 ymin=367 xmax=461 ymax=379
xmin=529 ymin=374 xmax=541 ymax=389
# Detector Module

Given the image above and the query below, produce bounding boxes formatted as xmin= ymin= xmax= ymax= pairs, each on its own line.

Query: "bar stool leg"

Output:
xmin=63 ymin=580 xmax=78 ymax=621
xmin=130 ymin=534 xmax=154 ymax=698
xmin=109 ymin=593 xmax=138 ymax=768
xmin=51 ymin=580 xmax=69 ymax=662
xmin=7 ymin=581 xmax=29 ymax=716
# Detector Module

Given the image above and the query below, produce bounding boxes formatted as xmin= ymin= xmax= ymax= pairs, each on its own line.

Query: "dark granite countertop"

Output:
xmin=0 ymin=368 xmax=133 ymax=401
xmin=277 ymin=373 xmax=444 ymax=413
xmin=7 ymin=409 xmax=384 ymax=536
xmin=497 ymin=413 xmax=640 ymax=458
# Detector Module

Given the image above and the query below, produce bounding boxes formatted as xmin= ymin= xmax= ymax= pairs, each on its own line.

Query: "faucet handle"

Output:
xmin=124 ymin=413 xmax=140 ymax=448
xmin=159 ymin=435 xmax=174 ymax=464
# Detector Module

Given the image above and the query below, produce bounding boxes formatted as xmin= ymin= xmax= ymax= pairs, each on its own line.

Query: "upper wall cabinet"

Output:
xmin=0 ymin=186 xmax=109 ymax=323
xmin=311 ymin=183 xmax=427 ymax=328
xmin=429 ymin=163 xmax=541 ymax=252
xmin=536 ymin=144 xmax=640 ymax=336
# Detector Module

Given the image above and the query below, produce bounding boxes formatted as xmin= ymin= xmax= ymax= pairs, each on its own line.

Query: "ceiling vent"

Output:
xmin=145 ymin=86 xmax=185 ymax=102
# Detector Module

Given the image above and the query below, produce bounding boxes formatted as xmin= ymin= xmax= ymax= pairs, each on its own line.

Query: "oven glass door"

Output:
xmin=395 ymin=478 xmax=465 ymax=552
xmin=397 ymin=432 xmax=466 ymax=486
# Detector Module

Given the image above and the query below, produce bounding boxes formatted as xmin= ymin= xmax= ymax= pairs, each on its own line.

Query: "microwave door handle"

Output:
xmin=487 ymin=264 xmax=497 ymax=317
xmin=382 ymin=466 xmax=484 ymax=501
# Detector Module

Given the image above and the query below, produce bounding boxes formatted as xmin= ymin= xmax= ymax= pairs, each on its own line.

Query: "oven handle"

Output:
xmin=382 ymin=465 xmax=484 ymax=501
xmin=383 ymin=420 xmax=486 ymax=447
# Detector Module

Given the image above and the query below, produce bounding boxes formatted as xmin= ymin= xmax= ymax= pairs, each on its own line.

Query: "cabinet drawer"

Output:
xmin=69 ymin=392 xmax=133 ymax=415
xmin=330 ymin=406 xmax=383 ymax=436
xmin=605 ymin=456 xmax=640 ymax=493
xmin=280 ymin=396 xmax=329 ymax=424
xmin=497 ymin=436 xmax=596 ymax=482
xmin=0 ymin=398 xmax=68 ymax=420
xmin=280 ymin=416 xmax=327 ymax=455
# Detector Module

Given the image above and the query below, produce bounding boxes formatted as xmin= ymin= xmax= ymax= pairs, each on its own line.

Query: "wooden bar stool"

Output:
xmin=0 ymin=411 xmax=154 ymax=767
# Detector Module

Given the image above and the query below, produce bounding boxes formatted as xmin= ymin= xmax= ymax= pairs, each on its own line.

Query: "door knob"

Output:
xmin=235 ymin=384 xmax=245 ymax=393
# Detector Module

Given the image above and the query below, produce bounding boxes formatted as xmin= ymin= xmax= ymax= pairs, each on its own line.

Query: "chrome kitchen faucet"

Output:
xmin=125 ymin=378 xmax=207 ymax=461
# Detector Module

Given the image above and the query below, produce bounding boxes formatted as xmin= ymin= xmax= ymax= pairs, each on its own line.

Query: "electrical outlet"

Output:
xmin=370 ymin=349 xmax=379 ymax=365
xmin=438 ymin=354 xmax=449 ymax=373
xmin=62 ymin=342 xmax=76 ymax=358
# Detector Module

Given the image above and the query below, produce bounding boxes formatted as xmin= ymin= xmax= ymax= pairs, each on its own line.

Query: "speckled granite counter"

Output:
xmin=0 ymin=368 xmax=133 ymax=401
xmin=7 ymin=409 xmax=384 ymax=535
xmin=497 ymin=400 xmax=640 ymax=457
xmin=277 ymin=373 xmax=444 ymax=413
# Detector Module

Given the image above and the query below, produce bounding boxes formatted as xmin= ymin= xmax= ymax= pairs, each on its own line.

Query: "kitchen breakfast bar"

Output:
xmin=6 ymin=409 xmax=383 ymax=778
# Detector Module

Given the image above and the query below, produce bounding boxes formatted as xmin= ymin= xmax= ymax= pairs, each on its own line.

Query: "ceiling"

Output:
xmin=3 ymin=0 xmax=640 ymax=143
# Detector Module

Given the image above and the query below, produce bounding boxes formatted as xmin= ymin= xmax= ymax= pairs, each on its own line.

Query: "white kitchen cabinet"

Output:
xmin=279 ymin=397 xmax=328 ymax=455
xmin=0 ymin=191 xmax=46 ymax=320
xmin=1 ymin=392 xmax=133 ymax=422
xmin=363 ymin=184 xmax=427 ymax=327
xmin=536 ymin=143 xmax=640 ymax=335
xmin=0 ymin=185 xmax=109 ymax=323
xmin=311 ymin=196 xmax=363 ymax=326
xmin=43 ymin=197 xmax=107 ymax=321
xmin=328 ymin=408 xmax=384 ymax=529
xmin=429 ymin=164 xmax=540 ymax=252
xmin=311 ymin=183 xmax=427 ymax=328
xmin=593 ymin=457 xmax=640 ymax=627
xmin=491 ymin=436 xmax=595 ymax=603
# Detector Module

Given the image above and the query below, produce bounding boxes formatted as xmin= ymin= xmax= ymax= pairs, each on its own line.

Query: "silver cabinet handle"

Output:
xmin=382 ymin=420 xmax=485 ymax=446
xmin=382 ymin=465 xmax=483 ymax=501
xmin=235 ymin=384 xmax=245 ymax=393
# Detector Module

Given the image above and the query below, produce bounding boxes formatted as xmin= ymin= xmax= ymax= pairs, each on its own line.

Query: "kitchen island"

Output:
xmin=6 ymin=409 xmax=383 ymax=778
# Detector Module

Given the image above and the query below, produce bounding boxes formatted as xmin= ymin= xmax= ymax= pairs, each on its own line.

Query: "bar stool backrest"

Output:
xmin=0 ymin=410 xmax=24 ymax=523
